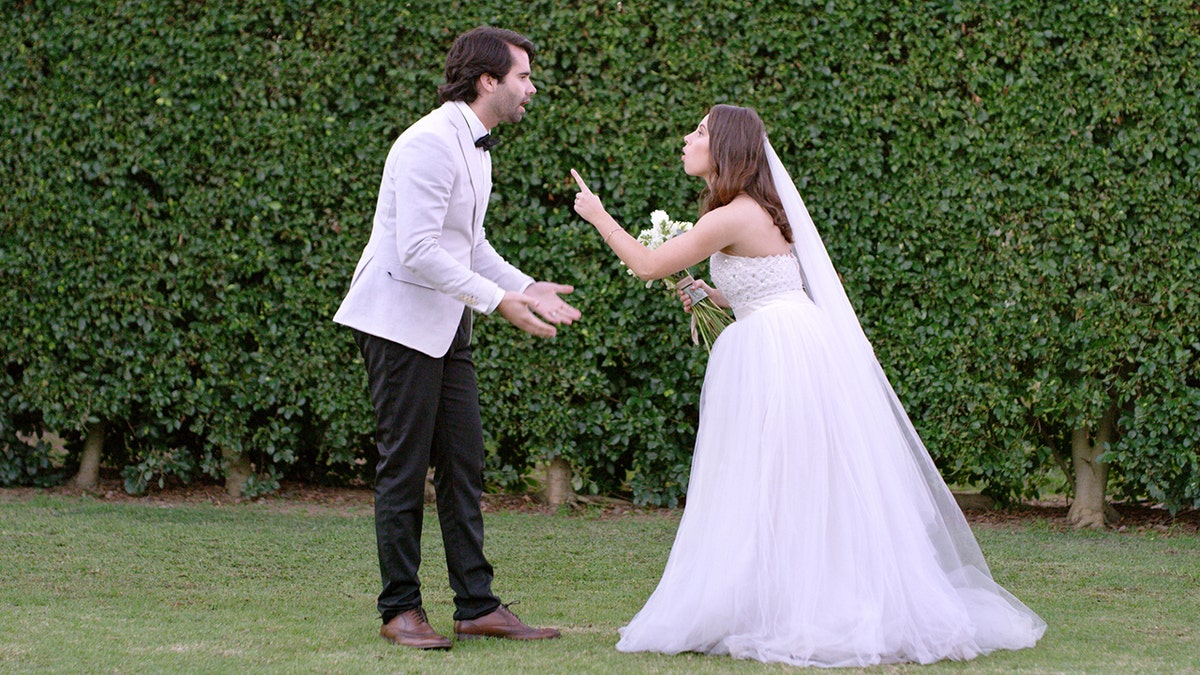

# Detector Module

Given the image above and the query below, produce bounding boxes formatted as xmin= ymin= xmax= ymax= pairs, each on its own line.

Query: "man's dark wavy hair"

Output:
xmin=437 ymin=26 xmax=536 ymax=104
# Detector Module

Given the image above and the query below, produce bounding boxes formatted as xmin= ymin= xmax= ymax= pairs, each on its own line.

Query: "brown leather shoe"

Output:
xmin=454 ymin=604 xmax=561 ymax=641
xmin=380 ymin=608 xmax=452 ymax=649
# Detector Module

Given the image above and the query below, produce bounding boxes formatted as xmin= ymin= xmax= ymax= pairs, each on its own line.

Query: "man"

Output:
xmin=333 ymin=26 xmax=578 ymax=650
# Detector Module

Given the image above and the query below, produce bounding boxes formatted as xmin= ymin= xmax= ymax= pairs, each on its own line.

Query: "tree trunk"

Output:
xmin=71 ymin=421 xmax=106 ymax=490
xmin=1067 ymin=406 xmax=1119 ymax=529
xmin=224 ymin=448 xmax=253 ymax=498
xmin=544 ymin=457 xmax=573 ymax=507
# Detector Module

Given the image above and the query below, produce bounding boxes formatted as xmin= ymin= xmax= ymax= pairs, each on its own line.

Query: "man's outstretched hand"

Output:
xmin=496 ymin=282 xmax=581 ymax=338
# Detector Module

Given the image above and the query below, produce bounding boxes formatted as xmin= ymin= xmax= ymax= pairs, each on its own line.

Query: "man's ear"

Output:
xmin=476 ymin=73 xmax=497 ymax=97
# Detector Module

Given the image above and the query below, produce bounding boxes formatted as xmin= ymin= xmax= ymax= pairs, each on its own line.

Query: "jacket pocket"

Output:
xmin=386 ymin=263 xmax=435 ymax=290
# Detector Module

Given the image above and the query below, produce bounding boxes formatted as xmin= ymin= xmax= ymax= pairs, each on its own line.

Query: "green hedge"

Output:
xmin=2 ymin=1 xmax=1197 ymax=510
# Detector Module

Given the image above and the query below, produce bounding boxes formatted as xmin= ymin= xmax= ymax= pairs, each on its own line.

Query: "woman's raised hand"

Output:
xmin=570 ymin=169 xmax=607 ymax=225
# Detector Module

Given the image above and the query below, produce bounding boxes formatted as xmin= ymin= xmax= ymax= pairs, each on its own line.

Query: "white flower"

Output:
xmin=627 ymin=210 xmax=696 ymax=280
xmin=668 ymin=220 xmax=692 ymax=238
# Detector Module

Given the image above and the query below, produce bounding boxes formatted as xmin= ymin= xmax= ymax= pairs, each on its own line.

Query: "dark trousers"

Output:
xmin=354 ymin=312 xmax=500 ymax=623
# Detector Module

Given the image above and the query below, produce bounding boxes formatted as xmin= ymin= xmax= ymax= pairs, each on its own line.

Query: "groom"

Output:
xmin=333 ymin=26 xmax=578 ymax=649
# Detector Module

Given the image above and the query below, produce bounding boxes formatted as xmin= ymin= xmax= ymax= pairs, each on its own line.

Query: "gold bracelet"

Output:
xmin=604 ymin=227 xmax=620 ymax=243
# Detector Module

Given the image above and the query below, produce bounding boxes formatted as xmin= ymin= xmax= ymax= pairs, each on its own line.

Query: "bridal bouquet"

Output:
xmin=628 ymin=210 xmax=733 ymax=351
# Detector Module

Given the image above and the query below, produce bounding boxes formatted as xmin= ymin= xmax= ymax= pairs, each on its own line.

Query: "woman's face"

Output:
xmin=682 ymin=115 xmax=713 ymax=179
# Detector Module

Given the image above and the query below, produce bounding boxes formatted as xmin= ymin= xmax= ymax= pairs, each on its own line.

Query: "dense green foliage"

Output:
xmin=2 ymin=1 xmax=1197 ymax=509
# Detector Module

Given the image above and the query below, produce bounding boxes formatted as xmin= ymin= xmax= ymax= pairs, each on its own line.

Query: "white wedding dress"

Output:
xmin=615 ymin=251 xmax=1046 ymax=667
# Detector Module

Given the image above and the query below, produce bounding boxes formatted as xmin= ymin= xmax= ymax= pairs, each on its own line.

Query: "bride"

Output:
xmin=570 ymin=104 xmax=1046 ymax=667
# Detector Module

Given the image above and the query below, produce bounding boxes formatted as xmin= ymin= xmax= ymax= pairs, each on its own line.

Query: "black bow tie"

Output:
xmin=474 ymin=133 xmax=499 ymax=151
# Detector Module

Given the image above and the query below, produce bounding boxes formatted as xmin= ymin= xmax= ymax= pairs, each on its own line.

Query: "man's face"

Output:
xmin=488 ymin=44 xmax=536 ymax=125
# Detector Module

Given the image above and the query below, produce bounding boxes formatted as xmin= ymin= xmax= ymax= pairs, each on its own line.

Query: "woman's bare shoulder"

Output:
xmin=702 ymin=195 xmax=771 ymax=224
xmin=710 ymin=195 xmax=790 ymax=256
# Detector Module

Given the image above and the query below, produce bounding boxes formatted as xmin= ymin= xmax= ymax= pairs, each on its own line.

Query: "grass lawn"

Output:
xmin=1 ymin=489 xmax=1198 ymax=674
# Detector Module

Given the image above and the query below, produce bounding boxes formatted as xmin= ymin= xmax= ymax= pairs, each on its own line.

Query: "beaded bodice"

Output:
xmin=710 ymin=252 xmax=806 ymax=311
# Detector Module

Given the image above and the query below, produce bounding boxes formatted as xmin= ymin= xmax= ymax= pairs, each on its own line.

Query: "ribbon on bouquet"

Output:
xmin=675 ymin=275 xmax=708 ymax=346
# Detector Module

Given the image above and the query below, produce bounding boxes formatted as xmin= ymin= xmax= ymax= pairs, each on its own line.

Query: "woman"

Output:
xmin=570 ymin=105 xmax=1045 ymax=667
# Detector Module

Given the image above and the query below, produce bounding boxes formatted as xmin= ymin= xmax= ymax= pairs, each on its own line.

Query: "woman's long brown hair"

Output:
xmin=699 ymin=105 xmax=792 ymax=243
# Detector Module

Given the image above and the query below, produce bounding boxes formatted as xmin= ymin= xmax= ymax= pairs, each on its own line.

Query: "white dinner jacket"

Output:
xmin=333 ymin=101 xmax=533 ymax=357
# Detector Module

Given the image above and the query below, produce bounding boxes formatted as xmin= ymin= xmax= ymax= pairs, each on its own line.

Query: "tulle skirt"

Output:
xmin=616 ymin=293 xmax=1045 ymax=667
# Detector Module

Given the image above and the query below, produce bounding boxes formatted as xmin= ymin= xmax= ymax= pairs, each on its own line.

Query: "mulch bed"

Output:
xmin=3 ymin=478 xmax=1197 ymax=534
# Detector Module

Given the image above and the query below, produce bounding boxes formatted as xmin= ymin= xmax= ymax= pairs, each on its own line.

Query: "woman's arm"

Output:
xmin=571 ymin=169 xmax=737 ymax=281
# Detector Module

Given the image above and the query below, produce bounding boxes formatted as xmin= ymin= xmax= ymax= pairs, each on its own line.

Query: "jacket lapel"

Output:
xmin=444 ymin=102 xmax=487 ymax=235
